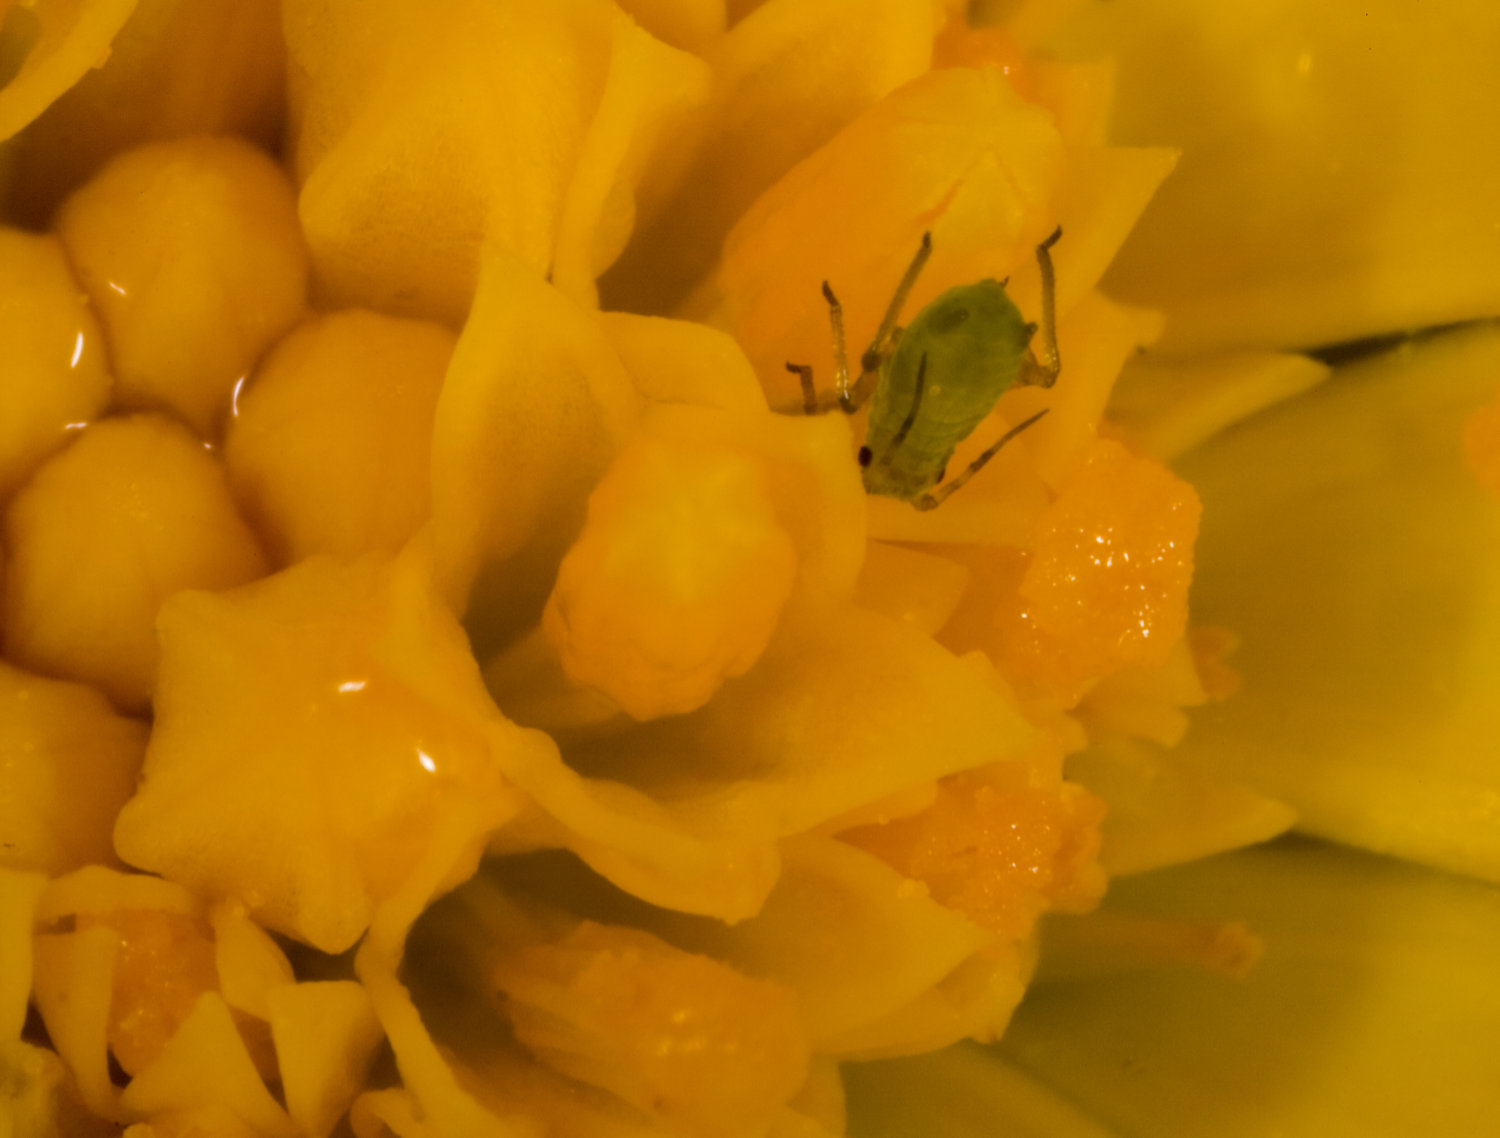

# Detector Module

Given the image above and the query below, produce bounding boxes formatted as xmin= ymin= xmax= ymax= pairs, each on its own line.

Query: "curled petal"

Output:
xmin=286 ymin=0 xmax=710 ymax=325
xmin=4 ymin=0 xmax=284 ymax=224
xmin=428 ymin=248 xmax=643 ymax=635
xmin=0 ymin=0 xmax=137 ymax=143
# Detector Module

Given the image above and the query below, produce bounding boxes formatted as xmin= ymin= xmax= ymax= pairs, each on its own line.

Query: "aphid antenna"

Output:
xmin=870 ymin=232 xmax=933 ymax=354
xmin=840 ymin=231 xmax=934 ymax=412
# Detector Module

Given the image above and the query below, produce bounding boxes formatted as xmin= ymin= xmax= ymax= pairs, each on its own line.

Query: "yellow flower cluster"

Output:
xmin=1 ymin=0 xmax=1498 ymax=1136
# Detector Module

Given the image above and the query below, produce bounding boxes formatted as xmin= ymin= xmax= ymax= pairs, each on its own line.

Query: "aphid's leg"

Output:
xmin=872 ymin=233 xmax=934 ymax=356
xmin=912 ymin=408 xmax=1049 ymax=511
xmin=820 ymin=282 xmax=856 ymax=412
xmin=785 ymin=362 xmax=820 ymax=415
xmin=1018 ymin=226 xmax=1063 ymax=389
xmin=842 ymin=232 xmax=934 ymax=412
xmin=787 ymin=266 xmax=867 ymax=416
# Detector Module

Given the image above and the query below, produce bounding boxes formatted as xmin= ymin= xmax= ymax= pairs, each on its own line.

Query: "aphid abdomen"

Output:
xmin=861 ymin=280 xmax=1032 ymax=502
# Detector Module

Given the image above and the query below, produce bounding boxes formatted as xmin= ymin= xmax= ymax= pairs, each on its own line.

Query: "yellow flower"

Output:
xmin=1 ymin=0 xmax=1498 ymax=1135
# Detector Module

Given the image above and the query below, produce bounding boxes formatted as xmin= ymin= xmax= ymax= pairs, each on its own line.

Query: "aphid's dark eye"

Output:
xmin=857 ymin=446 xmax=873 ymax=467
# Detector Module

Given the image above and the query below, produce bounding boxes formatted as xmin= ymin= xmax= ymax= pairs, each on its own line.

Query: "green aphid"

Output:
xmin=787 ymin=227 xmax=1062 ymax=511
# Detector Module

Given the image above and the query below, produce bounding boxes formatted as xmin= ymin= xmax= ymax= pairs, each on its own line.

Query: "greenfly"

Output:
xmin=787 ymin=227 xmax=1062 ymax=511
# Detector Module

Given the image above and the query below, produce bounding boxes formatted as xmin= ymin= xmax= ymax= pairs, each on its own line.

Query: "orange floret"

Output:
xmin=74 ymin=908 xmax=219 ymax=1077
xmin=543 ymin=434 xmax=798 ymax=721
xmin=994 ymin=438 xmax=1200 ymax=705
xmin=495 ymin=921 xmax=810 ymax=1138
xmin=843 ymin=764 xmax=1105 ymax=945
xmin=1461 ymin=386 xmax=1500 ymax=501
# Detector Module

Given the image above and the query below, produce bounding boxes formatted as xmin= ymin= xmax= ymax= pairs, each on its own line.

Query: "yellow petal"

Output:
xmin=550 ymin=9 xmax=711 ymax=308
xmin=561 ymin=604 xmax=1041 ymax=841
xmin=600 ymin=0 xmax=953 ymax=312
xmin=1073 ymin=634 xmax=1207 ymax=748
xmin=209 ymin=902 xmax=294 ymax=1023
xmin=1066 ymin=738 xmax=1296 ymax=877
xmin=614 ymin=0 xmax=725 ymax=54
xmin=481 ymin=599 xmax=1039 ymax=926
xmin=287 ymin=0 xmax=598 ymax=322
xmin=428 ymin=249 xmax=643 ymax=636
xmin=692 ymin=835 xmax=993 ymax=1052
xmin=1172 ymin=323 xmax=1500 ymax=882
xmin=994 ymin=841 xmax=1500 ymax=1136
xmin=32 ymin=926 xmax=119 ymax=1120
xmin=118 ymin=993 xmax=295 ymax=1137
xmin=599 ymin=310 xmax=768 ymax=413
xmin=483 ymin=739 xmax=784 ymax=923
xmin=844 ymin=1042 xmax=1117 ymax=1138
xmin=0 ymin=867 xmax=46 ymax=1039
xmin=1107 ymin=349 xmax=1331 ymax=462
xmin=122 ymin=1104 xmax=267 ymax=1138
xmin=349 ymin=1089 xmax=448 ymax=1138
xmin=353 ymin=801 xmax=525 ymax=1138
xmin=821 ymin=944 xmax=1031 ymax=1061
xmin=0 ymin=1039 xmax=110 ymax=1138
xmin=287 ymin=0 xmax=708 ymax=325
xmin=268 ymin=981 xmax=385 ymax=1138
xmin=854 ymin=541 xmax=971 ymax=637
xmin=112 ymin=550 xmax=528 ymax=952
xmin=34 ymin=865 xmax=199 ymax=924
xmin=1062 ymin=0 xmax=1500 ymax=355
